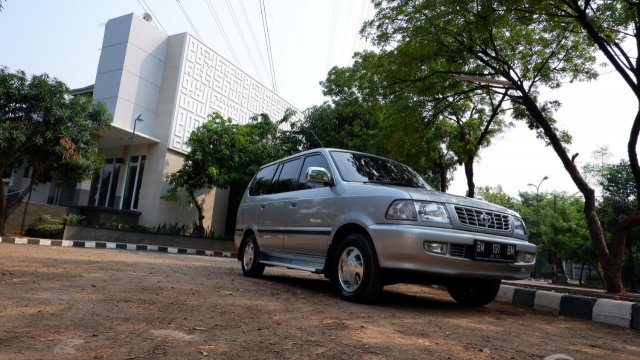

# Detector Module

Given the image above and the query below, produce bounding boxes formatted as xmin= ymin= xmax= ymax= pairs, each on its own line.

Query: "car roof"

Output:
xmin=258 ymin=148 xmax=333 ymax=168
xmin=258 ymin=147 xmax=388 ymax=169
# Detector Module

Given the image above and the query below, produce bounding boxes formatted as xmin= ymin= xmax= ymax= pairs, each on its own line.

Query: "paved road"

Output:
xmin=0 ymin=243 xmax=638 ymax=359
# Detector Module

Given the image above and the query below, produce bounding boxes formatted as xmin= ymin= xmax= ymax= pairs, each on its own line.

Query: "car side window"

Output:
xmin=248 ymin=164 xmax=278 ymax=196
xmin=297 ymin=154 xmax=331 ymax=190
xmin=272 ymin=158 xmax=302 ymax=193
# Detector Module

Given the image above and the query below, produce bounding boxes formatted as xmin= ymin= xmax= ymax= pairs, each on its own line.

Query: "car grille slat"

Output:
xmin=449 ymin=244 xmax=473 ymax=259
xmin=454 ymin=206 xmax=511 ymax=231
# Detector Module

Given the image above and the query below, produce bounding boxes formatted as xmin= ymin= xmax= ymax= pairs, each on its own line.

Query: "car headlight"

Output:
xmin=517 ymin=252 xmax=536 ymax=264
xmin=386 ymin=200 xmax=450 ymax=224
xmin=513 ymin=217 xmax=527 ymax=237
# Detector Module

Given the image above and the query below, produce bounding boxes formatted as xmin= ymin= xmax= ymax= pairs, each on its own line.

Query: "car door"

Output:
xmin=283 ymin=153 xmax=335 ymax=257
xmin=252 ymin=163 xmax=284 ymax=252
xmin=257 ymin=158 xmax=302 ymax=253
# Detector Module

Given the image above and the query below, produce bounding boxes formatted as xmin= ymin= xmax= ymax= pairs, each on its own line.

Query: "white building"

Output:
xmin=10 ymin=13 xmax=298 ymax=235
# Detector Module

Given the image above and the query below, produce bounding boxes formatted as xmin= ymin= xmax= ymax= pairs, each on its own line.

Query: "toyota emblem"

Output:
xmin=480 ymin=213 xmax=493 ymax=226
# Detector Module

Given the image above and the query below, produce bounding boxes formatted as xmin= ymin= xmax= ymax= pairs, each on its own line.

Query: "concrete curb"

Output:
xmin=497 ymin=284 xmax=640 ymax=330
xmin=0 ymin=236 xmax=236 ymax=259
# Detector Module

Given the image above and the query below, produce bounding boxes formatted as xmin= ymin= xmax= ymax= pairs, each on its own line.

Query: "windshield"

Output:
xmin=330 ymin=151 xmax=432 ymax=189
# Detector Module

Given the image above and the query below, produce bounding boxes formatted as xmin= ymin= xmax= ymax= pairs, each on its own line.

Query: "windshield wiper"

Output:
xmin=364 ymin=180 xmax=414 ymax=187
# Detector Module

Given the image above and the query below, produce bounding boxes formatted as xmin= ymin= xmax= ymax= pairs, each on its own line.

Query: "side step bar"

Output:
xmin=259 ymin=259 xmax=324 ymax=274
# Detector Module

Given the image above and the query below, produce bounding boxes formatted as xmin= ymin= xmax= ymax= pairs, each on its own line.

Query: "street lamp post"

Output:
xmin=528 ymin=176 xmax=548 ymax=227
xmin=527 ymin=176 xmax=548 ymax=278
xmin=119 ymin=114 xmax=143 ymax=226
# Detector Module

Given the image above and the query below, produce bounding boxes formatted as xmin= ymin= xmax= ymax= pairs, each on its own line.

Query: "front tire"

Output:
xmin=447 ymin=278 xmax=501 ymax=306
xmin=333 ymin=233 xmax=383 ymax=303
xmin=240 ymin=235 xmax=265 ymax=278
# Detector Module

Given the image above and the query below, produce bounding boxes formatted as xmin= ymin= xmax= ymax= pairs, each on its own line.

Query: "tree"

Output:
xmin=319 ymin=46 xmax=512 ymax=195
xmin=477 ymin=185 xmax=518 ymax=210
xmin=517 ymin=0 xmax=640 ymax=292
xmin=588 ymin=158 xmax=639 ymax=290
xmin=162 ymin=111 xmax=298 ymax=236
xmin=479 ymin=185 xmax=597 ymax=282
xmin=363 ymin=0 xmax=639 ymax=292
xmin=440 ymin=91 xmax=512 ymax=198
xmin=297 ymin=102 xmax=377 ymax=152
xmin=0 ymin=67 xmax=111 ymax=235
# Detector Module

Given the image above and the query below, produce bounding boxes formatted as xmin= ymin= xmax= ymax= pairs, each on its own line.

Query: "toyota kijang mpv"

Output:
xmin=234 ymin=149 xmax=536 ymax=305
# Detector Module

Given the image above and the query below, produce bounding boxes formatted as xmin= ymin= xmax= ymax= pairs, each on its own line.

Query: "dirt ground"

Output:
xmin=0 ymin=243 xmax=638 ymax=360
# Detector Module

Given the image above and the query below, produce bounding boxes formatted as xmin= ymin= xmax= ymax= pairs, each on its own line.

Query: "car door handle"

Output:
xmin=290 ymin=202 xmax=297 ymax=207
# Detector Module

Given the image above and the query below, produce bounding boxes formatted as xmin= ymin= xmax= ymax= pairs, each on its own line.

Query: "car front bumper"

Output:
xmin=367 ymin=224 xmax=537 ymax=280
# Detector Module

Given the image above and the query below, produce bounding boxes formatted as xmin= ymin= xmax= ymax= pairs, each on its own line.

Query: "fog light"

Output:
xmin=517 ymin=252 xmax=536 ymax=263
xmin=424 ymin=242 xmax=448 ymax=255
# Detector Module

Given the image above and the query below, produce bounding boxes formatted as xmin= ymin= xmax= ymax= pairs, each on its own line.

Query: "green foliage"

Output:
xmin=200 ymin=225 xmax=215 ymax=239
xmin=479 ymin=186 xmax=597 ymax=277
xmin=24 ymin=214 xmax=64 ymax=239
xmin=518 ymin=191 xmax=595 ymax=265
xmin=162 ymin=110 xmax=299 ymax=234
xmin=24 ymin=224 xmax=64 ymax=239
xmin=151 ymin=222 xmax=214 ymax=239
xmin=62 ymin=214 xmax=87 ymax=225
xmin=153 ymin=222 xmax=190 ymax=236
xmin=311 ymin=5 xmax=520 ymax=195
xmin=359 ymin=0 xmax=599 ymax=185
xmin=476 ymin=185 xmax=517 ymax=210
xmin=0 ymin=67 xmax=112 ymax=234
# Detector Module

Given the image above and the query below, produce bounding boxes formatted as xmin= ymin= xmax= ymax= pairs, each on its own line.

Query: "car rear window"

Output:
xmin=248 ymin=164 xmax=278 ymax=196
xmin=272 ymin=158 xmax=302 ymax=193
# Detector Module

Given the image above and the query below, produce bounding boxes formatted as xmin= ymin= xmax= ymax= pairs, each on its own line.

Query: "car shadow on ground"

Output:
xmin=257 ymin=271 xmax=473 ymax=312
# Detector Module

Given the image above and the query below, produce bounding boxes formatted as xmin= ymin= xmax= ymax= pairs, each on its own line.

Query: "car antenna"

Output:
xmin=310 ymin=129 xmax=325 ymax=148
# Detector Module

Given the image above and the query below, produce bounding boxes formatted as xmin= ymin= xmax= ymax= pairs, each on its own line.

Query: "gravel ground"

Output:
xmin=0 ymin=243 xmax=638 ymax=360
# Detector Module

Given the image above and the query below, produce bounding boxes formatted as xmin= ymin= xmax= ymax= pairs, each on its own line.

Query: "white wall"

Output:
xmin=93 ymin=13 xmax=168 ymax=138
xmin=168 ymin=34 xmax=300 ymax=153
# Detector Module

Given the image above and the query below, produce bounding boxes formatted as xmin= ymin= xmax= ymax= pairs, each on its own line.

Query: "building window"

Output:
xmin=123 ymin=155 xmax=146 ymax=210
xmin=89 ymin=158 xmax=123 ymax=208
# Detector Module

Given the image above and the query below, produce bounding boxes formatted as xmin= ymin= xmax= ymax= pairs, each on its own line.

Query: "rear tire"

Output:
xmin=447 ymin=278 xmax=501 ymax=306
xmin=333 ymin=233 xmax=383 ymax=303
xmin=240 ymin=235 xmax=265 ymax=278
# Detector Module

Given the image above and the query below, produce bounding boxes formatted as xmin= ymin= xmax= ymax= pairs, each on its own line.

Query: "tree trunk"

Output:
xmin=627 ymin=234 xmax=636 ymax=291
xmin=1 ymin=168 xmax=39 ymax=237
xmin=514 ymin=90 xmax=620 ymax=291
xmin=551 ymin=253 xmax=568 ymax=285
xmin=0 ymin=177 xmax=6 ymax=236
xmin=0 ymin=212 xmax=6 ymax=236
xmin=570 ymin=7 xmax=640 ymax=293
xmin=463 ymin=158 xmax=475 ymax=198
xmin=189 ymin=192 xmax=205 ymax=237
xmin=439 ymin=163 xmax=448 ymax=192
xmin=579 ymin=263 xmax=585 ymax=285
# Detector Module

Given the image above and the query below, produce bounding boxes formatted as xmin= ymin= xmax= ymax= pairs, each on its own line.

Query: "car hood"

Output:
xmin=403 ymin=188 xmax=519 ymax=217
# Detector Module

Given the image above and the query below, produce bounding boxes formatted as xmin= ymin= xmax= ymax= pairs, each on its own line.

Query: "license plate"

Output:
xmin=473 ymin=240 xmax=516 ymax=263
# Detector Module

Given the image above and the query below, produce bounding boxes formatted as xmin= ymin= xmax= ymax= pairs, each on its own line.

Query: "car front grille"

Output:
xmin=454 ymin=206 xmax=511 ymax=231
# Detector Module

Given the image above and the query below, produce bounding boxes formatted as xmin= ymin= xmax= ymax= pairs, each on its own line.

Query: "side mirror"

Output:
xmin=306 ymin=167 xmax=332 ymax=185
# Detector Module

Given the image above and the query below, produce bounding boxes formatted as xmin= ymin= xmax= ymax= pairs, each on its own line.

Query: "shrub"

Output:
xmin=32 ymin=214 xmax=62 ymax=226
xmin=153 ymin=222 xmax=189 ymax=236
xmin=25 ymin=224 xmax=64 ymax=239
xmin=24 ymin=216 xmax=65 ymax=239
xmin=62 ymin=214 xmax=87 ymax=225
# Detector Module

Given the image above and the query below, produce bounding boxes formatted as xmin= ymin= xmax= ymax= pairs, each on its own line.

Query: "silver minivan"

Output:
xmin=234 ymin=148 xmax=536 ymax=305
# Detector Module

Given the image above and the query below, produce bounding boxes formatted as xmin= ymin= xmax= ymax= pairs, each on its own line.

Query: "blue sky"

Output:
xmin=0 ymin=0 xmax=635 ymax=197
